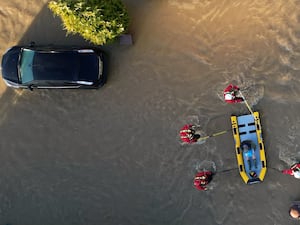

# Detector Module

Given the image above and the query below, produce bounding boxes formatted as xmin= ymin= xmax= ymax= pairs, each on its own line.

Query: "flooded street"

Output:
xmin=0 ymin=0 xmax=300 ymax=224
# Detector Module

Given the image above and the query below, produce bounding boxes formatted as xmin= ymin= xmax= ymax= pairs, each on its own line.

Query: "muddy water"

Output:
xmin=0 ymin=0 xmax=300 ymax=224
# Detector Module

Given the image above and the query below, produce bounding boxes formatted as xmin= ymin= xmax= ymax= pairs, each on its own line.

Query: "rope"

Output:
xmin=216 ymin=168 xmax=236 ymax=174
xmin=238 ymin=90 xmax=254 ymax=115
xmin=197 ymin=128 xmax=232 ymax=141
xmin=268 ymin=167 xmax=283 ymax=173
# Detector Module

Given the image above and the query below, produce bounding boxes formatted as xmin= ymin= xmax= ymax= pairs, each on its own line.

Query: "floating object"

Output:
xmin=119 ymin=34 xmax=133 ymax=45
xmin=231 ymin=111 xmax=267 ymax=184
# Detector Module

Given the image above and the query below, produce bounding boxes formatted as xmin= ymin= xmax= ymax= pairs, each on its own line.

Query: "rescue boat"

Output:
xmin=230 ymin=111 xmax=267 ymax=184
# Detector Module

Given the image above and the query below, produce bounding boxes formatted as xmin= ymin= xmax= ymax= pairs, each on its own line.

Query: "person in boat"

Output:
xmin=180 ymin=124 xmax=201 ymax=143
xmin=289 ymin=202 xmax=300 ymax=219
xmin=223 ymin=84 xmax=244 ymax=104
xmin=282 ymin=163 xmax=300 ymax=179
xmin=193 ymin=171 xmax=213 ymax=191
xmin=241 ymin=143 xmax=257 ymax=170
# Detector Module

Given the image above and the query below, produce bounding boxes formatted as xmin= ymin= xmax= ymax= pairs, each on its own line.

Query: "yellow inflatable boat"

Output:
xmin=231 ymin=112 xmax=267 ymax=184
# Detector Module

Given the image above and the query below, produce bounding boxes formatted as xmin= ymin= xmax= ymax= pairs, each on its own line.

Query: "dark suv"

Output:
xmin=1 ymin=45 xmax=107 ymax=89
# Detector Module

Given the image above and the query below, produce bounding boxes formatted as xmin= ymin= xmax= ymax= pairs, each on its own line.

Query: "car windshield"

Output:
xmin=19 ymin=48 xmax=80 ymax=84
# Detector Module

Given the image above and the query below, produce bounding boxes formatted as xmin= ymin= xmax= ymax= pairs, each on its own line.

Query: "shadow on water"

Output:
xmin=0 ymin=0 xmax=150 ymax=102
xmin=17 ymin=0 xmax=151 ymax=47
xmin=18 ymin=2 xmax=87 ymax=46
xmin=0 ymin=1 xmax=90 ymax=129
xmin=0 ymin=1 xmax=156 ymax=225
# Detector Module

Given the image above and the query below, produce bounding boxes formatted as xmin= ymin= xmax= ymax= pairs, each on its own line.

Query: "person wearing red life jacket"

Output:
xmin=223 ymin=84 xmax=244 ymax=104
xmin=180 ymin=124 xmax=201 ymax=143
xmin=193 ymin=171 xmax=213 ymax=191
xmin=282 ymin=163 xmax=300 ymax=179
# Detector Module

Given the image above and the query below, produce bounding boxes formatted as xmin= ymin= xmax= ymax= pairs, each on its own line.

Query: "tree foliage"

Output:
xmin=48 ymin=0 xmax=129 ymax=45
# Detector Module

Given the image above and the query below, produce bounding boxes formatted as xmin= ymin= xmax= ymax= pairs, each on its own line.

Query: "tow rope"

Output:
xmin=238 ymin=90 xmax=254 ymax=115
xmin=197 ymin=129 xmax=232 ymax=141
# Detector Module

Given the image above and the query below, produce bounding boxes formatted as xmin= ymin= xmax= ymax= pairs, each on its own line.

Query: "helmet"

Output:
xmin=242 ymin=144 xmax=249 ymax=150
xmin=224 ymin=93 xmax=234 ymax=100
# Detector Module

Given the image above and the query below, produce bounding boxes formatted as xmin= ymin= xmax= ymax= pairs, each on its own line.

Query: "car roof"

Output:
xmin=20 ymin=48 xmax=99 ymax=83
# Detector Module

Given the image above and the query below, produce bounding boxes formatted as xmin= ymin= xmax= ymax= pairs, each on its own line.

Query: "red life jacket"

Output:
xmin=223 ymin=84 xmax=243 ymax=103
xmin=282 ymin=169 xmax=294 ymax=175
xmin=283 ymin=163 xmax=300 ymax=175
xmin=180 ymin=124 xmax=197 ymax=143
xmin=193 ymin=171 xmax=212 ymax=191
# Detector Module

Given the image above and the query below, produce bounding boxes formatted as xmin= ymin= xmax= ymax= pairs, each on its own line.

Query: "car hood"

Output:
xmin=1 ymin=46 xmax=21 ymax=83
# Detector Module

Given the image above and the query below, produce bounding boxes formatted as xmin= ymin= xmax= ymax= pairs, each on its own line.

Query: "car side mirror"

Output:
xmin=29 ymin=41 xmax=35 ymax=47
xmin=28 ymin=84 xmax=34 ymax=91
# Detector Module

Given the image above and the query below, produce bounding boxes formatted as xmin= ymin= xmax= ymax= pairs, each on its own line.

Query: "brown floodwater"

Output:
xmin=0 ymin=0 xmax=300 ymax=224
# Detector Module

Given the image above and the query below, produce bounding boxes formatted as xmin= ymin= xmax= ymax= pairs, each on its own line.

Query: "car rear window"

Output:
xmin=20 ymin=49 xmax=35 ymax=83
